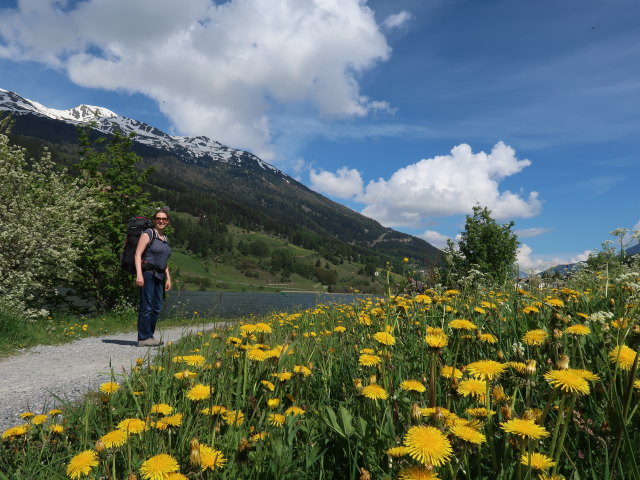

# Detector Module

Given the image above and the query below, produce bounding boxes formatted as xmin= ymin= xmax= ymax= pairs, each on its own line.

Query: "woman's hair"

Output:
xmin=153 ymin=208 xmax=171 ymax=220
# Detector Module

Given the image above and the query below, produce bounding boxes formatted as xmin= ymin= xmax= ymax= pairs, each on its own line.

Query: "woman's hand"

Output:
xmin=136 ymin=275 xmax=144 ymax=287
xmin=164 ymin=277 xmax=172 ymax=291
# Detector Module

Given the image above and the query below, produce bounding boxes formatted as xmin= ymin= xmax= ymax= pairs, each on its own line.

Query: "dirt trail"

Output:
xmin=0 ymin=322 xmax=224 ymax=431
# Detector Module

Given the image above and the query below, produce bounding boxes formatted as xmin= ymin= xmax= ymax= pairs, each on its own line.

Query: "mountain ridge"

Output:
xmin=0 ymin=87 xmax=442 ymax=266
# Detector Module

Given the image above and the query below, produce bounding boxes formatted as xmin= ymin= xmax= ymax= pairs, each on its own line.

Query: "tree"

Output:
xmin=452 ymin=205 xmax=519 ymax=285
xmin=0 ymin=120 xmax=96 ymax=316
xmin=72 ymin=127 xmax=155 ymax=310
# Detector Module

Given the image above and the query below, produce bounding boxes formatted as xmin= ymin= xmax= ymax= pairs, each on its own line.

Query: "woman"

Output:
xmin=134 ymin=209 xmax=172 ymax=347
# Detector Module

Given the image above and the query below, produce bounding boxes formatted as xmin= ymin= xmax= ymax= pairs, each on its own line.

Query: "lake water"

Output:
xmin=163 ymin=291 xmax=372 ymax=319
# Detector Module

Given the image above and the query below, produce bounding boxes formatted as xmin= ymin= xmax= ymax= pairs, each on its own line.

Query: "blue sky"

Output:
xmin=1 ymin=0 xmax=639 ymax=270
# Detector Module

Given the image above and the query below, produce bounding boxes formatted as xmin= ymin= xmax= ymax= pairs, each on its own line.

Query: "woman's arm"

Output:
xmin=134 ymin=232 xmax=151 ymax=287
xmin=164 ymin=267 xmax=171 ymax=291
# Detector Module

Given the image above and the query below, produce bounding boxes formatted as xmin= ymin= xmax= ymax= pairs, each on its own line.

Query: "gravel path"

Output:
xmin=0 ymin=322 xmax=226 ymax=431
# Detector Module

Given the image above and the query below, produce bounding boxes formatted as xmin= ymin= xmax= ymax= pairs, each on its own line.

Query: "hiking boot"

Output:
xmin=138 ymin=337 xmax=163 ymax=347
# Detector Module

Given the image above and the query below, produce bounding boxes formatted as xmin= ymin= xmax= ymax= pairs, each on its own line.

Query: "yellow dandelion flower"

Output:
xmin=398 ymin=466 xmax=440 ymax=480
xmin=386 ymin=445 xmax=410 ymax=457
xmin=163 ymin=414 xmax=183 ymax=427
xmin=425 ymin=333 xmax=448 ymax=349
xmin=522 ymin=329 xmax=548 ymax=346
xmin=267 ymin=398 xmax=280 ymax=408
xmin=520 ymin=452 xmax=556 ymax=471
xmin=361 ymin=384 xmax=388 ymax=400
xmin=166 ymin=473 xmax=188 ymax=480
xmin=400 ymin=380 xmax=427 ymax=393
xmin=49 ymin=424 xmax=64 ymax=434
xmin=261 ymin=380 xmax=276 ymax=391
xmin=251 ymin=431 xmax=268 ymax=442
xmin=19 ymin=412 xmax=34 ymax=419
xmin=474 ymin=307 xmax=486 ymax=314
xmin=414 ymin=294 xmax=432 ymax=304
xmin=201 ymin=405 xmax=228 ymax=415
xmin=479 ymin=333 xmax=498 ymax=344
xmin=404 ymin=425 xmax=453 ymax=467
xmin=186 ymin=384 xmax=213 ymax=401
xmin=66 ymin=450 xmax=99 ymax=480
xmin=293 ymin=365 xmax=313 ymax=377
xmin=609 ymin=345 xmax=638 ymax=370
xmin=564 ymin=324 xmax=590 ymax=336
xmin=544 ymin=370 xmax=590 ymax=395
xmin=117 ymin=418 xmax=147 ymax=434
xmin=457 ymin=378 xmax=487 ymax=398
xmin=445 ymin=289 xmax=460 ymax=296
xmin=441 ymin=365 xmax=463 ymax=379
xmin=199 ymin=444 xmax=227 ymax=471
xmin=500 ymin=419 xmax=550 ymax=440
xmin=523 ymin=305 xmax=540 ymax=314
xmin=268 ymin=413 xmax=286 ymax=427
xmin=140 ymin=454 xmax=180 ymax=480
xmin=373 ymin=331 xmax=396 ymax=346
xmin=48 ymin=409 xmax=63 ymax=416
xmin=285 ymin=406 xmax=306 ymax=416
xmin=466 ymin=360 xmax=508 ymax=381
xmin=223 ymin=410 xmax=245 ymax=426
xmin=359 ymin=354 xmax=382 ymax=366
xmin=1 ymin=424 xmax=29 ymax=439
xmin=181 ymin=355 xmax=206 ymax=366
xmin=546 ymin=298 xmax=565 ymax=307
xmin=99 ymin=381 xmax=120 ymax=395
xmin=173 ymin=370 xmax=197 ymax=380
xmin=449 ymin=319 xmax=478 ymax=330
xmin=509 ymin=361 xmax=528 ymax=374
xmin=272 ymin=371 xmax=293 ymax=382
xmin=31 ymin=414 xmax=48 ymax=425
xmin=150 ymin=404 xmax=173 ymax=415
xmin=100 ymin=429 xmax=128 ymax=449
xmin=466 ymin=407 xmax=494 ymax=417
xmin=450 ymin=424 xmax=486 ymax=444
xmin=247 ymin=348 xmax=270 ymax=361
xmin=334 ymin=326 xmax=347 ymax=333
xmin=538 ymin=474 xmax=566 ymax=480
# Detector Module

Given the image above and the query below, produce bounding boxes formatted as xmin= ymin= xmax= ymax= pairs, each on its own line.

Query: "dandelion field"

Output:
xmin=1 ymin=269 xmax=639 ymax=480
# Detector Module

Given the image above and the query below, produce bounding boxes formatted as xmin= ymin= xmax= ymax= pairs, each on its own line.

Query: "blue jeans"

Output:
xmin=138 ymin=271 xmax=164 ymax=341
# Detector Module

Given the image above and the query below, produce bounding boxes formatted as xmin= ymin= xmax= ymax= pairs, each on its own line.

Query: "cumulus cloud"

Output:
xmin=515 ymin=227 xmax=553 ymax=238
xmin=383 ymin=11 xmax=412 ymax=29
xmin=419 ymin=230 xmax=450 ymax=249
xmin=310 ymin=167 xmax=364 ymax=199
xmin=357 ymin=142 xmax=541 ymax=227
xmin=517 ymin=243 xmax=591 ymax=273
xmin=0 ymin=0 xmax=392 ymax=159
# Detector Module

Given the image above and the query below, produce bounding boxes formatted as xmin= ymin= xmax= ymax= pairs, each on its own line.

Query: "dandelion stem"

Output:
xmin=552 ymin=395 xmax=576 ymax=474
xmin=549 ymin=394 xmax=567 ymax=458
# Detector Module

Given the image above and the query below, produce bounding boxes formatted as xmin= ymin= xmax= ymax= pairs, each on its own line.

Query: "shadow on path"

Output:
xmin=102 ymin=339 xmax=138 ymax=347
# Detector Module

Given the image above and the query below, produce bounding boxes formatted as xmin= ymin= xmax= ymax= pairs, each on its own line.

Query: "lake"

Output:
xmin=163 ymin=291 xmax=374 ymax=319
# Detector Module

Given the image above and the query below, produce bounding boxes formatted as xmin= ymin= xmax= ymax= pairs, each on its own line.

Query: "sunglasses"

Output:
xmin=154 ymin=217 xmax=169 ymax=222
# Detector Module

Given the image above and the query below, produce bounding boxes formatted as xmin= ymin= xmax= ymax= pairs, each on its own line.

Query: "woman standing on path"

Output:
xmin=134 ymin=209 xmax=172 ymax=347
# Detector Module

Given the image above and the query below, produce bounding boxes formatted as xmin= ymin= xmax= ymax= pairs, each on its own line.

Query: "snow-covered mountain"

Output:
xmin=0 ymin=87 xmax=282 ymax=176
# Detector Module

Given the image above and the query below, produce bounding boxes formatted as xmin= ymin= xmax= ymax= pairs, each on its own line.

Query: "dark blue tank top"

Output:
xmin=142 ymin=228 xmax=171 ymax=274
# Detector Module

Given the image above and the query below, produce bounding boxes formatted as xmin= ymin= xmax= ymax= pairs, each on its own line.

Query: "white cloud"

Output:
xmin=419 ymin=230 xmax=450 ymax=249
xmin=0 ymin=0 xmax=392 ymax=160
xmin=358 ymin=142 xmax=542 ymax=227
xmin=517 ymin=243 xmax=591 ymax=273
xmin=515 ymin=227 xmax=553 ymax=238
xmin=309 ymin=167 xmax=363 ymax=199
xmin=383 ymin=11 xmax=412 ymax=30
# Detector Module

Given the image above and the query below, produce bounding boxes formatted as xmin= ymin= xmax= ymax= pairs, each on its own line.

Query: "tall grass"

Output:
xmin=1 ymin=265 xmax=639 ymax=479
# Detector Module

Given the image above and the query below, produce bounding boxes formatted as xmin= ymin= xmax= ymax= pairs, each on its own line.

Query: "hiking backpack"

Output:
xmin=120 ymin=216 xmax=154 ymax=275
